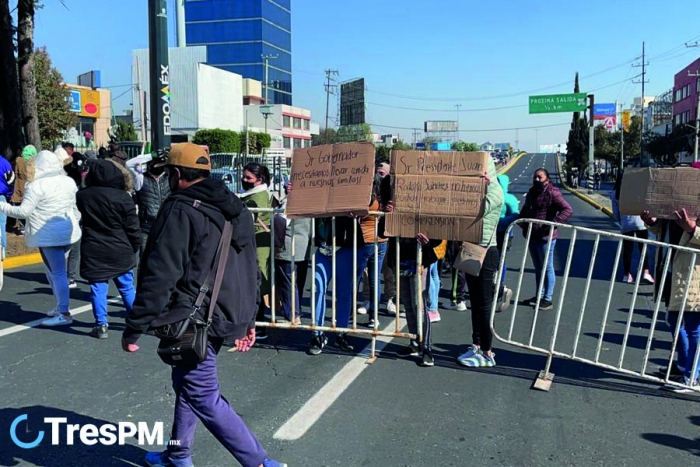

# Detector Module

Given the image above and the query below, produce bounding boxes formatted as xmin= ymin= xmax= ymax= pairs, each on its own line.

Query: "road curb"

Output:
xmin=498 ymin=151 xmax=527 ymax=175
xmin=555 ymin=156 xmax=614 ymax=219
xmin=4 ymin=252 xmax=43 ymax=270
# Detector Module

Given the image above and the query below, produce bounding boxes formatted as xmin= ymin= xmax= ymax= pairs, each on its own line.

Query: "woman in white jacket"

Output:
xmin=0 ymin=150 xmax=82 ymax=326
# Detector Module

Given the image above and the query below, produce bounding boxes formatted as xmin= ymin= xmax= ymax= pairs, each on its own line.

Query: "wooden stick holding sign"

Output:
xmin=286 ymin=142 xmax=376 ymax=218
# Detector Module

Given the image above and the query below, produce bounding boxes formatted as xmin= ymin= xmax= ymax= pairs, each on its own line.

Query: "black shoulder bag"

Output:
xmin=155 ymin=220 xmax=233 ymax=366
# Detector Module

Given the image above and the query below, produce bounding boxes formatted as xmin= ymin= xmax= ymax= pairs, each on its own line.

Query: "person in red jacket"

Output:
xmin=518 ymin=168 xmax=573 ymax=310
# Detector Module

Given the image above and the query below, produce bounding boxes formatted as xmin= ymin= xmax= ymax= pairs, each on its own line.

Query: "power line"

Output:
xmin=367 ymin=121 xmax=571 ymax=132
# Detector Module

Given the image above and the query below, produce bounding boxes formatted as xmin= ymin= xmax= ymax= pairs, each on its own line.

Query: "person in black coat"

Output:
xmin=77 ymin=159 xmax=140 ymax=339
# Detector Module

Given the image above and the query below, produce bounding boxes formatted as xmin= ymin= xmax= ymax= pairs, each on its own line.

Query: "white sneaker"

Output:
xmin=41 ymin=314 xmax=73 ymax=326
xmin=450 ymin=301 xmax=467 ymax=311
xmin=357 ymin=301 xmax=370 ymax=315
xmin=498 ymin=287 xmax=513 ymax=313
xmin=643 ymin=273 xmax=655 ymax=285
xmin=386 ymin=298 xmax=397 ymax=314
xmin=68 ymin=280 xmax=78 ymax=289
xmin=46 ymin=308 xmax=59 ymax=317
xmin=663 ymin=375 xmax=700 ymax=393
xmin=457 ymin=345 xmax=481 ymax=366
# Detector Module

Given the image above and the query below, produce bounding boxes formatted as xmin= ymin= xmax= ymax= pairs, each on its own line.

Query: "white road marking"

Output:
xmin=273 ymin=320 xmax=406 ymax=441
xmin=0 ymin=298 xmax=120 ymax=338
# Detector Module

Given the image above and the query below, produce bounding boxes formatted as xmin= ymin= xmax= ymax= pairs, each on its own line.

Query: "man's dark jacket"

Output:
xmin=136 ymin=172 xmax=170 ymax=234
xmin=76 ymin=160 xmax=140 ymax=282
xmin=123 ymin=178 xmax=259 ymax=344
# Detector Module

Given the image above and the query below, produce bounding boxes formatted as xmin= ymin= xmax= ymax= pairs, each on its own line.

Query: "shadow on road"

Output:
xmin=641 ymin=415 xmax=700 ymax=457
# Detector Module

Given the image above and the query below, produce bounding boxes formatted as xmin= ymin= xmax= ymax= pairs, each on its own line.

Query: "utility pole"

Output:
xmin=261 ymin=54 xmax=278 ymax=136
xmin=515 ymin=128 xmax=519 ymax=152
xmin=324 ymin=69 xmax=338 ymax=142
xmin=412 ymin=128 xmax=422 ymax=149
xmin=148 ymin=0 xmax=171 ymax=151
xmin=618 ymin=101 xmax=624 ymax=170
xmin=688 ymin=42 xmax=700 ymax=162
xmin=455 ymin=104 xmax=462 ymax=139
xmin=587 ymin=94 xmax=595 ymax=193
xmin=633 ymin=42 xmax=649 ymax=165
xmin=135 ymin=60 xmax=147 ymax=142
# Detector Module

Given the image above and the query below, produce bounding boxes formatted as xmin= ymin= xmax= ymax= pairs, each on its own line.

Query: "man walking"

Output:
xmin=122 ymin=143 xmax=286 ymax=467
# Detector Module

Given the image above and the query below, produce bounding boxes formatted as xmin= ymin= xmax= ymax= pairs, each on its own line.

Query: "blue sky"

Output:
xmin=33 ymin=0 xmax=700 ymax=151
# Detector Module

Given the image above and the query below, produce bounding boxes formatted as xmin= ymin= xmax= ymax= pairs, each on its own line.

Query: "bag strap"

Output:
xmin=193 ymin=221 xmax=233 ymax=325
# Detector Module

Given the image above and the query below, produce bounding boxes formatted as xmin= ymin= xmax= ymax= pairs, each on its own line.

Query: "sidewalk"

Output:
xmin=569 ymin=182 xmax=613 ymax=212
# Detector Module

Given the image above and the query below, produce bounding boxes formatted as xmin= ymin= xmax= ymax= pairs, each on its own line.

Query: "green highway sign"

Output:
xmin=529 ymin=93 xmax=588 ymax=114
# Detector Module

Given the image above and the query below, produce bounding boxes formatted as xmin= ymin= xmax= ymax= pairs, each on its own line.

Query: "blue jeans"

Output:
xmin=39 ymin=245 xmax=72 ymax=314
xmin=424 ymin=262 xmax=440 ymax=311
xmin=314 ymin=247 xmax=354 ymax=335
xmin=668 ymin=311 xmax=700 ymax=380
xmin=355 ymin=242 xmax=387 ymax=310
xmin=89 ymin=271 xmax=135 ymax=326
xmin=528 ymin=239 xmax=556 ymax=301
xmin=0 ymin=197 xmax=7 ymax=250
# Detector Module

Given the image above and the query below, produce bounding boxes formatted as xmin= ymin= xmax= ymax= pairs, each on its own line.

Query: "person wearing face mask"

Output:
xmin=518 ymin=168 xmax=573 ymax=310
xmin=133 ymin=153 xmax=171 ymax=258
xmin=239 ymin=162 xmax=273 ymax=340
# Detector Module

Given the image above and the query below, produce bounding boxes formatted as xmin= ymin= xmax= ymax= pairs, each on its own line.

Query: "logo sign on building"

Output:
xmin=593 ymin=103 xmax=616 ymax=119
xmin=528 ymin=93 xmax=588 ymax=114
xmin=340 ymin=78 xmax=365 ymax=126
xmin=66 ymin=86 xmax=101 ymax=118
xmin=622 ymin=110 xmax=631 ymax=132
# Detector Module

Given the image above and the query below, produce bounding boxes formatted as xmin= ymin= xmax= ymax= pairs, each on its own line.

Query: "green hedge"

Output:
xmin=192 ymin=129 xmax=240 ymax=153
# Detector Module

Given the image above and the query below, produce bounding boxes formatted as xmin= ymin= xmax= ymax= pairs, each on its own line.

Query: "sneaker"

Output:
xmin=41 ymin=314 xmax=73 ymax=327
xmin=145 ymin=451 xmax=194 ymax=467
xmin=68 ymin=280 xmax=78 ymax=289
xmin=498 ymin=287 xmax=513 ymax=313
xmin=46 ymin=308 xmax=59 ymax=317
xmin=523 ymin=296 xmax=539 ymax=306
xmin=386 ymin=298 xmax=397 ymax=314
xmin=643 ymin=273 xmax=655 ymax=285
xmin=537 ymin=299 xmax=553 ymax=310
xmin=657 ymin=364 xmax=685 ymax=378
xmin=448 ymin=301 xmax=467 ymax=311
xmin=456 ymin=345 xmax=481 ymax=366
xmin=357 ymin=301 xmax=370 ymax=315
xmin=334 ymin=333 xmax=354 ymax=352
xmin=420 ymin=348 xmax=435 ymax=367
xmin=89 ymin=325 xmax=108 ymax=339
xmin=308 ymin=333 xmax=328 ymax=356
xmin=623 ymin=274 xmax=634 ymax=284
xmin=255 ymin=328 xmax=268 ymax=341
xmin=397 ymin=342 xmax=420 ymax=358
xmin=428 ymin=310 xmax=441 ymax=323
xmin=662 ymin=375 xmax=700 ymax=393
xmin=366 ymin=317 xmax=380 ymax=328
xmin=263 ymin=459 xmax=288 ymax=467
xmin=458 ymin=349 xmax=496 ymax=368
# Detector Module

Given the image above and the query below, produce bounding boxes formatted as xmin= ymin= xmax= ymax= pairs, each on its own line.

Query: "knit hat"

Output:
xmin=21 ymin=145 xmax=37 ymax=161
xmin=84 ymin=150 xmax=98 ymax=160
xmin=161 ymin=143 xmax=211 ymax=170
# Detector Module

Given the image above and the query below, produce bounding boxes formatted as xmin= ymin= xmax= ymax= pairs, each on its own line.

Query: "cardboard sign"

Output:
xmin=384 ymin=151 xmax=490 ymax=242
xmin=286 ymin=142 xmax=375 ymax=218
xmin=619 ymin=167 xmax=700 ymax=219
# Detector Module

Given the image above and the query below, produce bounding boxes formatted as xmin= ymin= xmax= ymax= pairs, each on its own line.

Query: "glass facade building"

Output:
xmin=185 ymin=0 xmax=292 ymax=105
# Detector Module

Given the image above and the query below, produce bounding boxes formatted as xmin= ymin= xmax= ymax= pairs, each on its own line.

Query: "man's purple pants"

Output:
xmin=167 ymin=338 xmax=268 ymax=467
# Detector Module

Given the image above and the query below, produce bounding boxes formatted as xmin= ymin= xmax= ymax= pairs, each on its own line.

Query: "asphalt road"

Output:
xmin=0 ymin=153 xmax=697 ymax=467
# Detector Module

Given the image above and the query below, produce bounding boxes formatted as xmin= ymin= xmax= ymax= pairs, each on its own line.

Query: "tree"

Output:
xmin=645 ymin=124 xmax=695 ymax=166
xmin=451 ymin=141 xmax=480 ymax=151
xmin=17 ymin=0 xmax=40 ymax=149
xmin=0 ymin=0 xmax=24 ymax=159
xmin=192 ymin=128 xmax=240 ymax=153
xmin=337 ymin=123 xmax=372 ymax=143
xmin=392 ymin=140 xmax=412 ymax=151
xmin=239 ymin=130 xmax=271 ymax=154
xmin=111 ymin=121 xmax=139 ymax=143
xmin=375 ymin=145 xmax=390 ymax=164
xmin=623 ymin=115 xmax=642 ymax=159
xmin=312 ymin=127 xmax=338 ymax=146
xmin=34 ymin=48 xmax=76 ymax=149
xmin=566 ymin=72 xmax=589 ymax=172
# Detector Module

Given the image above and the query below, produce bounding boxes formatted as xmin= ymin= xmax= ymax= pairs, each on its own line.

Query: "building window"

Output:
xmin=675 ymin=114 xmax=681 ymax=125
xmin=293 ymin=117 xmax=302 ymax=129
xmin=676 ymin=89 xmax=682 ymax=102
xmin=283 ymin=137 xmax=291 ymax=149
xmin=303 ymin=119 xmax=310 ymax=130
xmin=293 ymin=138 xmax=302 ymax=149
xmin=283 ymin=115 xmax=291 ymax=128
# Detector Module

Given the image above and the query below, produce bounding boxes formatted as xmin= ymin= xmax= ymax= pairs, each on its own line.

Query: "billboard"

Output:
xmin=340 ymin=78 xmax=365 ymax=126
xmin=424 ymin=121 xmax=459 ymax=132
xmin=66 ymin=86 xmax=101 ymax=118
xmin=593 ymin=103 xmax=616 ymax=120
xmin=77 ymin=70 xmax=101 ymax=89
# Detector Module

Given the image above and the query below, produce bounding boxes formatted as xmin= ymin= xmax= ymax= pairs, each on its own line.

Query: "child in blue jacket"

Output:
xmin=496 ymin=174 xmax=520 ymax=312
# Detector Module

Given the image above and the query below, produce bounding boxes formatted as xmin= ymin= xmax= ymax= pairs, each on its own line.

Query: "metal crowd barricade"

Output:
xmin=248 ymin=207 xmax=422 ymax=360
xmin=491 ymin=218 xmax=700 ymax=392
